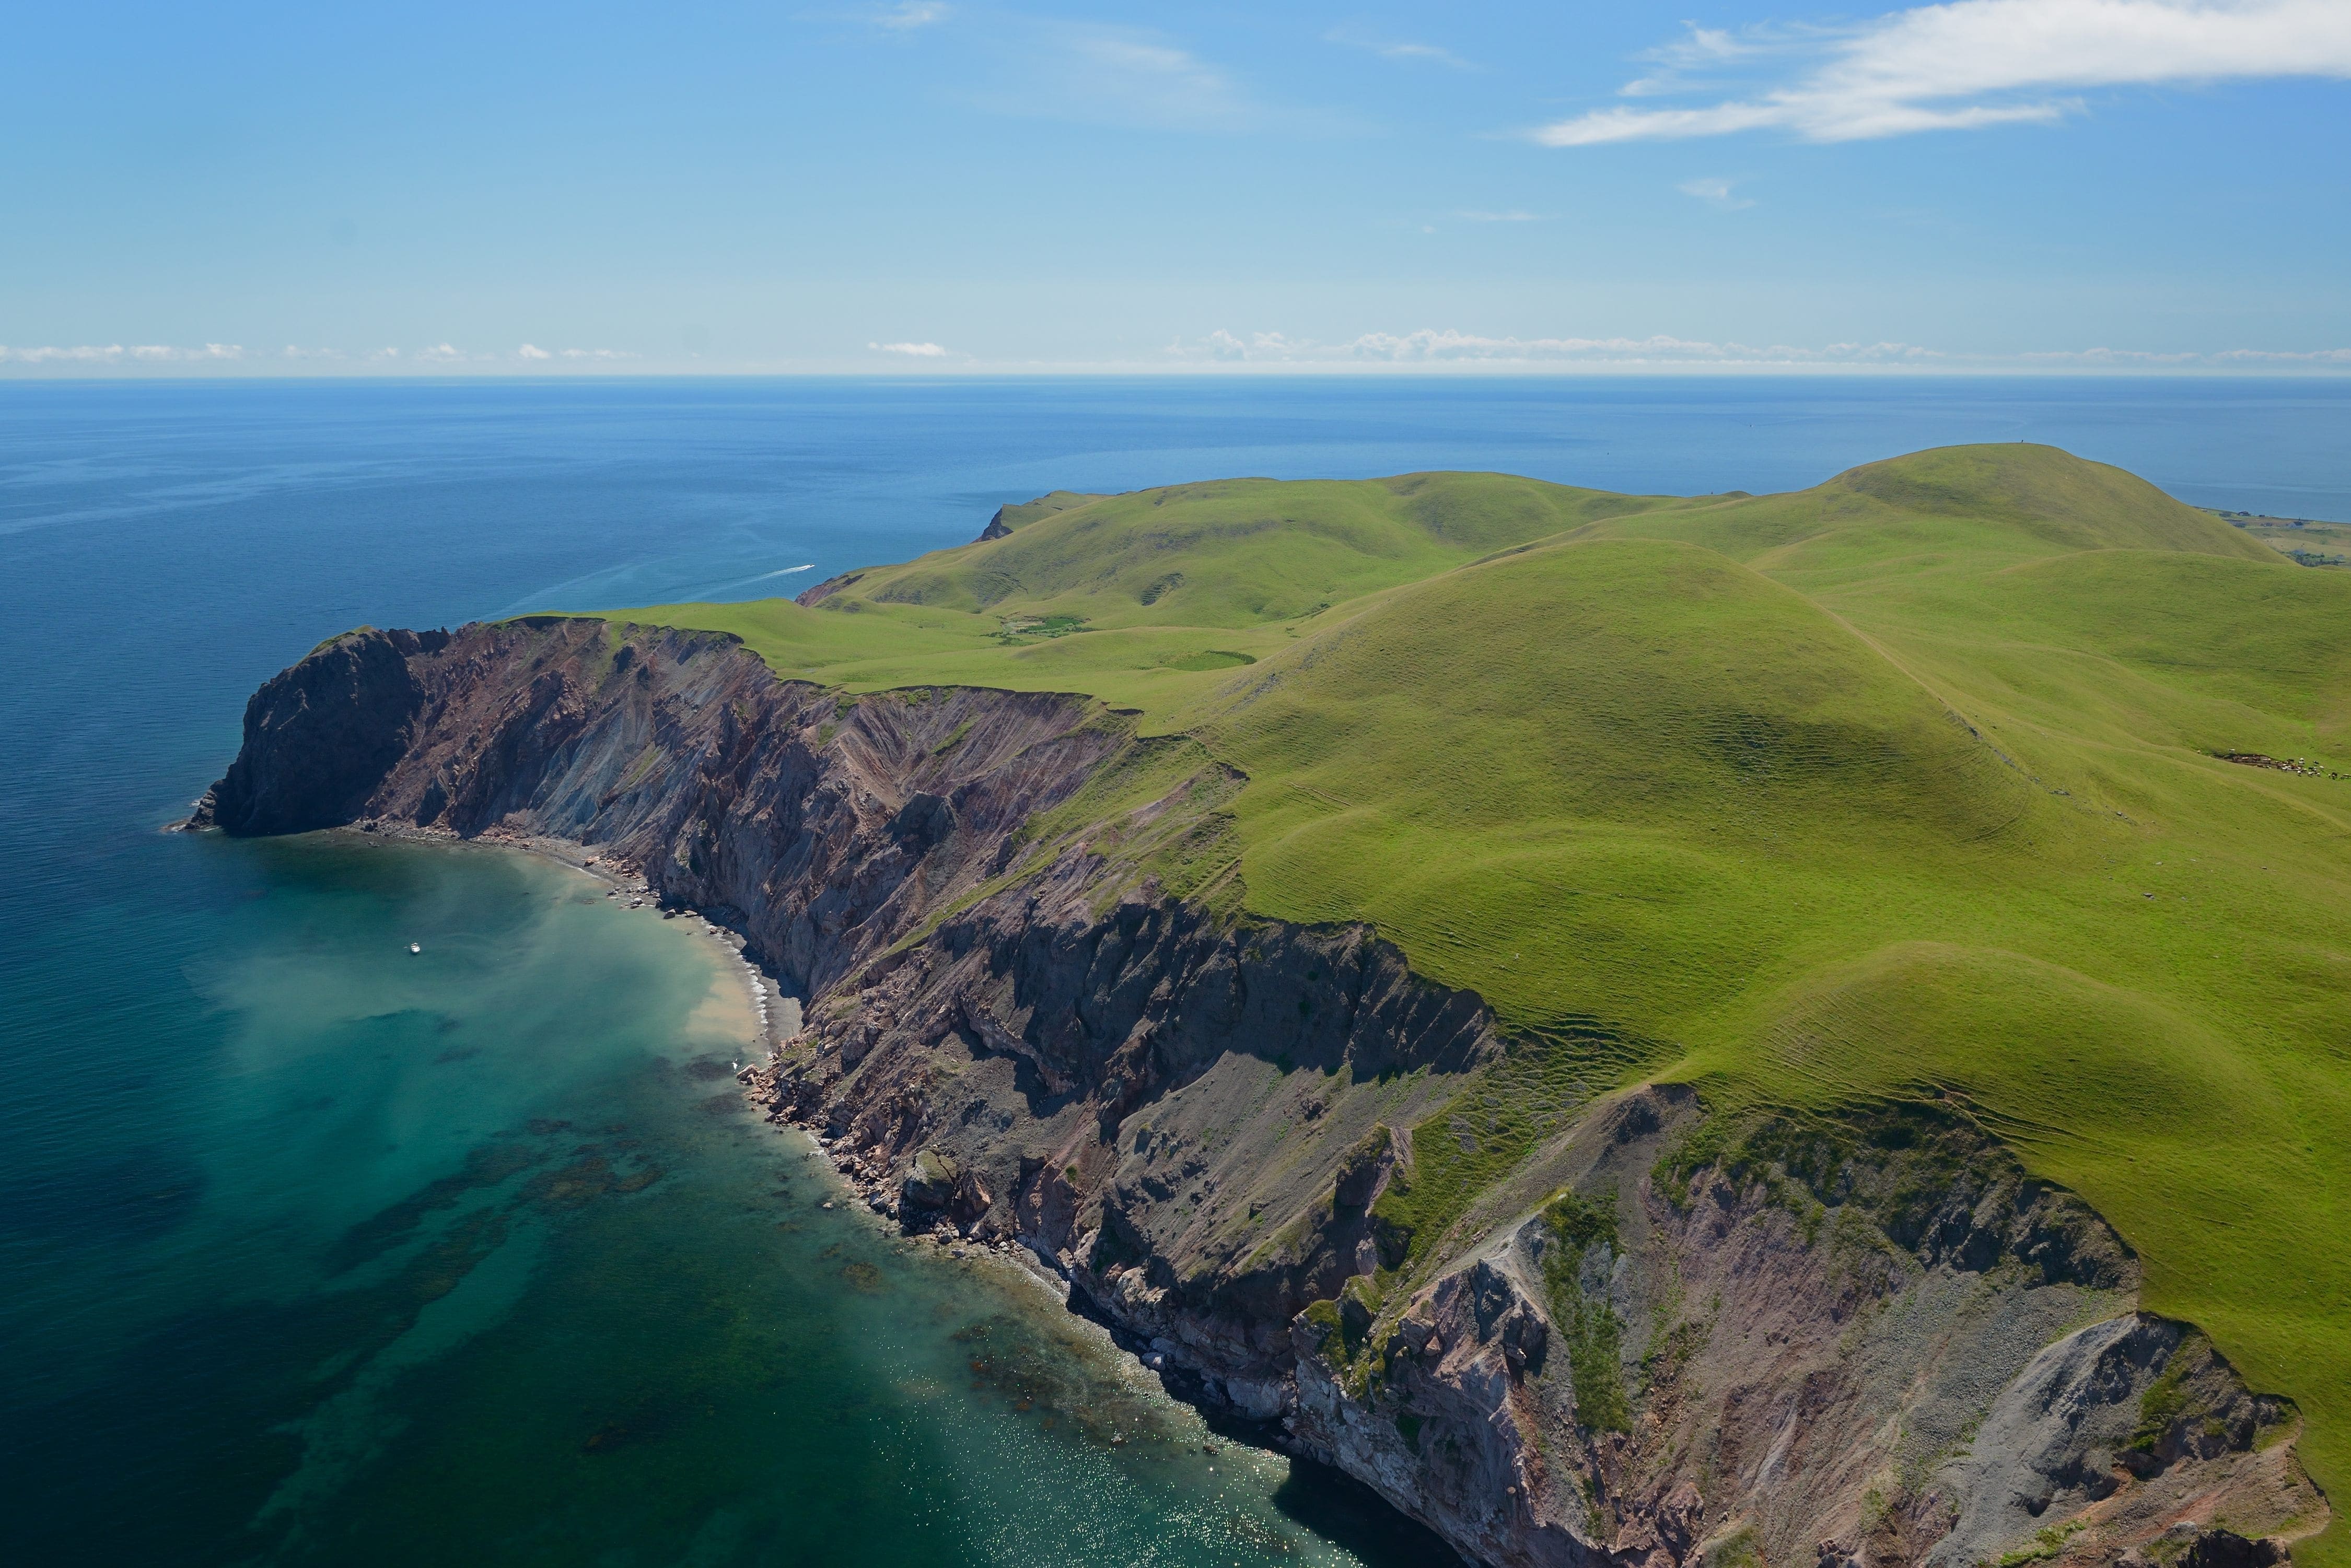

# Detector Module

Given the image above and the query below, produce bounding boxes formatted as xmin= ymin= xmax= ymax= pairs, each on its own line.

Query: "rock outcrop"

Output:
xmin=190 ymin=618 xmax=2329 ymax=1568
xmin=196 ymin=626 xmax=449 ymax=834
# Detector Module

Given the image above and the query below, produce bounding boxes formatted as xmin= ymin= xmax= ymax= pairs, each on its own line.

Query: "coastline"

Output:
xmin=182 ymin=801 xmax=1081 ymax=1234
xmin=259 ymin=815 xmax=1091 ymax=1296
xmin=304 ymin=820 xmax=1288 ymax=1471
xmin=307 ymin=815 xmax=798 ymax=1048
xmin=130 ymin=811 xmax=1354 ymax=1562
xmin=167 ymin=603 xmax=2336 ymax=1568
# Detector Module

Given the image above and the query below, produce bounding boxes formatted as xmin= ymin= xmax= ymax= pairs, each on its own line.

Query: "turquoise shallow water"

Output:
xmin=2 ymin=377 xmax=2345 ymax=1563
xmin=4 ymin=833 xmax=1410 ymax=1566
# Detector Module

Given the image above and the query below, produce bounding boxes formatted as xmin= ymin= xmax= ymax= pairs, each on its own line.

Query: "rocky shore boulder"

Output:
xmin=900 ymin=1148 xmax=961 ymax=1212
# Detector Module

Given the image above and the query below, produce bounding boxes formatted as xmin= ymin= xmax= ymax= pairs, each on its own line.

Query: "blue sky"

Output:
xmin=5 ymin=1 xmax=2347 ymax=374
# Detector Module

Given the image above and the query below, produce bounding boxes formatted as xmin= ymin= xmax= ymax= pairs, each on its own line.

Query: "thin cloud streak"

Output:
xmin=1158 ymin=328 xmax=2351 ymax=369
xmin=1166 ymin=328 xmax=1941 ymax=365
xmin=5 ymin=336 xmax=2346 ymax=375
xmin=874 ymin=2 xmax=948 ymax=30
xmin=1535 ymin=0 xmax=2351 ymax=145
xmin=965 ymin=20 xmax=1370 ymax=134
xmin=1325 ymin=28 xmax=1475 ymax=70
xmin=1620 ymin=25 xmax=1785 ymax=97
xmin=965 ymin=22 xmax=1259 ymax=132
xmin=1678 ymin=178 xmax=1756 ymax=209
xmin=0 ymin=343 xmax=247 ymax=363
xmin=0 ymin=342 xmax=631 ymax=367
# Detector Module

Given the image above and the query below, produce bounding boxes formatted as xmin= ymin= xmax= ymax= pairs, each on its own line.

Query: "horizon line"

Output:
xmin=6 ymin=362 xmax=2351 ymax=383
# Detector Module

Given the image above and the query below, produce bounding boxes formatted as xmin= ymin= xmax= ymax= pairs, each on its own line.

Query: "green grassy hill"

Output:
xmin=599 ymin=446 xmax=2351 ymax=1557
xmin=809 ymin=471 xmax=1696 ymax=625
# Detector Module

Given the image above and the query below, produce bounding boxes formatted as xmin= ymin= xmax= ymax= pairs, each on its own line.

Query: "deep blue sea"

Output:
xmin=2 ymin=376 xmax=2346 ymax=1566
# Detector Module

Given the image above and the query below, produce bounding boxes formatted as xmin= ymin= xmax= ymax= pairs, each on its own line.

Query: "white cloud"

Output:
xmin=1064 ymin=33 xmax=1245 ymax=129
xmin=1325 ymin=29 xmax=1474 ymax=69
xmin=874 ymin=1 xmax=947 ymax=29
xmin=2021 ymin=345 xmax=2351 ymax=364
xmin=968 ymin=22 xmax=1271 ymax=132
xmin=1458 ymin=209 xmax=1543 ymax=222
xmin=0 ymin=344 xmax=126 ymax=362
xmin=1379 ymin=42 xmax=1472 ymax=67
xmin=1165 ymin=329 xmax=1941 ymax=365
xmin=1535 ymin=0 xmax=2351 ymax=145
xmin=2020 ymin=346 xmax=2206 ymax=363
xmin=0 ymin=339 xmax=598 ymax=368
xmin=1155 ymin=329 xmax=2351 ymax=370
xmin=2 ymin=332 xmax=2343 ymax=375
xmin=2213 ymin=346 xmax=2351 ymax=362
xmin=1628 ymin=26 xmax=1759 ymax=75
xmin=1678 ymin=177 xmax=1757 ymax=209
xmin=1617 ymin=23 xmax=1807 ymax=97
xmin=0 ymin=342 xmax=252 ymax=364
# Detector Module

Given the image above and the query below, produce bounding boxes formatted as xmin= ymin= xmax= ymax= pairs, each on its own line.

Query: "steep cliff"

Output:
xmin=191 ymin=618 xmax=2327 ymax=1568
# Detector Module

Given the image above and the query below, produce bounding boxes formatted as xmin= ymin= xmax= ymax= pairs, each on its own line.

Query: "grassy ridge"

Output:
xmin=1200 ymin=535 xmax=2040 ymax=1031
xmin=836 ymin=471 xmax=1699 ymax=627
xmin=606 ymin=446 xmax=2350 ymax=1555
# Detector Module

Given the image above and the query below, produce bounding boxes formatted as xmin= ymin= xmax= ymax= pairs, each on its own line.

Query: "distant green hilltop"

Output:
xmin=591 ymin=444 xmax=2351 ymax=1544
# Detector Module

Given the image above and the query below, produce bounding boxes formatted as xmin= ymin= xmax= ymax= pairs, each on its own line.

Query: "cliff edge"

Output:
xmin=188 ymin=618 xmax=2328 ymax=1568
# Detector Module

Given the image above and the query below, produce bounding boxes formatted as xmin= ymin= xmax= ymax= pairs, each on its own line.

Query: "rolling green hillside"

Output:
xmin=832 ymin=471 xmax=1697 ymax=626
xmin=603 ymin=446 xmax=2351 ymax=1557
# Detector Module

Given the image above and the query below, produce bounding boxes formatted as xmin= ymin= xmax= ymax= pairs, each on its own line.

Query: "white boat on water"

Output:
xmin=409 ymin=942 xmax=421 ymax=954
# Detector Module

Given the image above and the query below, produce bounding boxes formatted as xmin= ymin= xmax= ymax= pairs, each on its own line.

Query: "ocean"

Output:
xmin=2 ymin=375 xmax=2345 ymax=1565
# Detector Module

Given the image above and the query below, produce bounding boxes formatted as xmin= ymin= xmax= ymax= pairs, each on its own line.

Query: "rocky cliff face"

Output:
xmin=193 ymin=620 xmax=2327 ymax=1568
